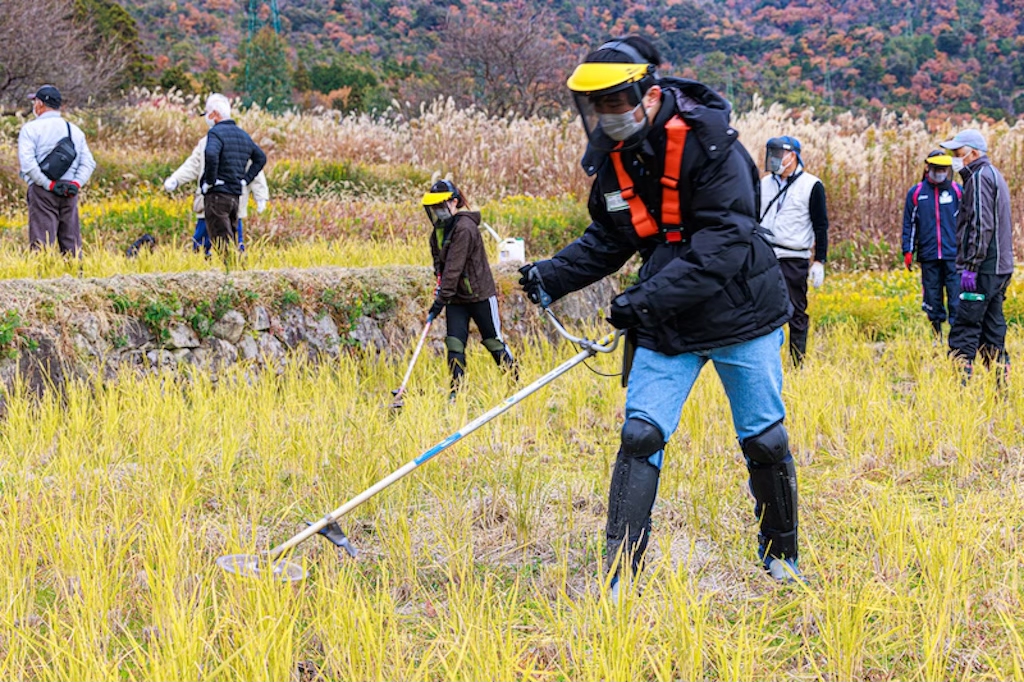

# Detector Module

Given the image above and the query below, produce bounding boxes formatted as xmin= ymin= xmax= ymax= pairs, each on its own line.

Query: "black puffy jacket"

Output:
xmin=534 ymin=77 xmax=791 ymax=355
xmin=203 ymin=120 xmax=267 ymax=196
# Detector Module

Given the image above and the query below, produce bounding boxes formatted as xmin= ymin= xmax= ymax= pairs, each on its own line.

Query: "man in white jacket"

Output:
xmin=18 ymin=85 xmax=96 ymax=255
xmin=163 ymin=135 xmax=269 ymax=255
xmin=758 ymin=136 xmax=829 ymax=365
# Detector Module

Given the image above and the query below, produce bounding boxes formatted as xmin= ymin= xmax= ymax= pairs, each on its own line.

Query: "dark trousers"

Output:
xmin=193 ymin=218 xmax=244 ymax=255
xmin=778 ymin=258 xmax=809 ymax=363
xmin=948 ymin=272 xmax=1011 ymax=367
xmin=920 ymin=260 xmax=959 ymax=326
xmin=204 ymin=192 xmax=239 ymax=251
xmin=444 ymin=297 xmax=516 ymax=389
xmin=27 ymin=184 xmax=81 ymax=255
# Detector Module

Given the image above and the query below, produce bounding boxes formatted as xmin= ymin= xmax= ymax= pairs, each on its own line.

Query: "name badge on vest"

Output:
xmin=604 ymin=191 xmax=629 ymax=212
xmin=939 ymin=190 xmax=953 ymax=205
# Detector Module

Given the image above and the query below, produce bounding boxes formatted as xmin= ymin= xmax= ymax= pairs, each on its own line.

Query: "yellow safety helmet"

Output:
xmin=421 ymin=179 xmax=463 ymax=228
xmin=566 ymin=62 xmax=653 ymax=96
xmin=566 ymin=39 xmax=658 ymax=152
xmin=925 ymin=150 xmax=953 ymax=166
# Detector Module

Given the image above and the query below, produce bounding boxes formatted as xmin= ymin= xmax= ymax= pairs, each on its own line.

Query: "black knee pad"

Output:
xmin=605 ymin=419 xmax=664 ymax=578
xmin=742 ymin=421 xmax=789 ymax=465
xmin=620 ymin=418 xmax=665 ymax=459
xmin=742 ymin=421 xmax=798 ymax=561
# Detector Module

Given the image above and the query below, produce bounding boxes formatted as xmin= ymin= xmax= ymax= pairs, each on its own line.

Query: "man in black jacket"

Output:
xmin=201 ymin=93 xmax=266 ymax=255
xmin=519 ymin=36 xmax=799 ymax=598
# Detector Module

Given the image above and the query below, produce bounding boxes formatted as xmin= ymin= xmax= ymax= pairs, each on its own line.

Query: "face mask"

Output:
xmin=927 ymin=169 xmax=949 ymax=184
xmin=204 ymin=113 xmax=216 ymax=128
xmin=767 ymin=154 xmax=784 ymax=174
xmin=950 ymin=157 xmax=965 ymax=173
xmin=599 ymin=105 xmax=644 ymax=141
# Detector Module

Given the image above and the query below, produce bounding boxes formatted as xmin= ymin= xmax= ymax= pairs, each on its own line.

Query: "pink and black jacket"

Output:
xmin=901 ymin=177 xmax=961 ymax=262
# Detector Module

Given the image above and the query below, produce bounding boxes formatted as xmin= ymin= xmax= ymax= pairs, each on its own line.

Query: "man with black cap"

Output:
xmin=518 ymin=35 xmax=800 ymax=599
xmin=940 ymin=129 xmax=1014 ymax=382
xmin=17 ymin=85 xmax=96 ymax=255
xmin=759 ymin=135 xmax=829 ymax=365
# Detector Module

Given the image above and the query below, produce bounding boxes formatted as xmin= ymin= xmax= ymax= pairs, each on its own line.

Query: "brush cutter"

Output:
xmin=388 ymin=312 xmax=436 ymax=409
xmin=216 ymin=309 xmax=621 ymax=581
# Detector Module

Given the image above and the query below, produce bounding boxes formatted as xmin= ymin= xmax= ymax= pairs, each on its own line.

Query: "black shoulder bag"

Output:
xmin=38 ymin=122 xmax=78 ymax=182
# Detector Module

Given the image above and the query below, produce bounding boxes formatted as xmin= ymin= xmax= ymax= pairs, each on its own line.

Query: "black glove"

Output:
xmin=428 ymin=298 xmax=445 ymax=320
xmin=52 ymin=181 xmax=79 ymax=197
xmin=518 ymin=263 xmax=551 ymax=307
xmin=607 ymin=294 xmax=642 ymax=330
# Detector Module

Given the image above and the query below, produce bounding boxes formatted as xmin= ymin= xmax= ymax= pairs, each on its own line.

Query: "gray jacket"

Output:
xmin=17 ymin=110 xmax=96 ymax=187
xmin=957 ymin=155 xmax=1014 ymax=275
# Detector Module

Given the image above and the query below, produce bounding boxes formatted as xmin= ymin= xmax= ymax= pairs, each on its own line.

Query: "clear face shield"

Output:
xmin=572 ymin=82 xmax=649 ymax=152
xmin=424 ymin=202 xmax=453 ymax=229
xmin=765 ymin=147 xmax=789 ymax=175
xmin=926 ymin=164 xmax=951 ymax=184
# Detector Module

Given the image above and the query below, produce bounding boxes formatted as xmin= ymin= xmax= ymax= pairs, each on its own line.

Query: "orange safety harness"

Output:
xmin=609 ymin=116 xmax=690 ymax=241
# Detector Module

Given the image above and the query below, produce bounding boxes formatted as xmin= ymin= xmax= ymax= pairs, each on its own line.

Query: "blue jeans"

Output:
xmin=625 ymin=328 xmax=787 ymax=469
xmin=193 ymin=218 xmax=245 ymax=255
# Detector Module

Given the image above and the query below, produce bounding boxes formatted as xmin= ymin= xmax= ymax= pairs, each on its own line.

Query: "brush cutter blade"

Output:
xmin=216 ymin=554 xmax=307 ymax=582
xmin=388 ymin=398 xmax=404 ymax=409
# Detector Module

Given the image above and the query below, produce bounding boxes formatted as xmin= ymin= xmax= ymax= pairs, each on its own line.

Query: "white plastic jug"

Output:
xmin=498 ymin=237 xmax=526 ymax=264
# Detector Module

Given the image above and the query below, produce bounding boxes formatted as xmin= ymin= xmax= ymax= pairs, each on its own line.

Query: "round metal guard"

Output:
xmin=216 ymin=554 xmax=307 ymax=582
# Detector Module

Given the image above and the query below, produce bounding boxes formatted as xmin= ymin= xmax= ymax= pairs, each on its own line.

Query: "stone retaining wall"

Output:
xmin=0 ymin=263 xmax=616 ymax=401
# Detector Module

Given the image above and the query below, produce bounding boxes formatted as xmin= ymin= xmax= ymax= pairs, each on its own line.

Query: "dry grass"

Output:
xmin=4 ymin=92 xmax=1024 ymax=263
xmin=0 ymin=323 xmax=1021 ymax=680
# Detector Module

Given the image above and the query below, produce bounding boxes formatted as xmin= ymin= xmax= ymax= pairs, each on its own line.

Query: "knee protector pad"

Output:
xmin=620 ymin=417 xmax=665 ymax=460
xmin=605 ymin=419 xmax=664 ymax=578
xmin=742 ymin=421 xmax=798 ymax=560
xmin=445 ymin=336 xmax=466 ymax=354
xmin=481 ymin=337 xmax=506 ymax=353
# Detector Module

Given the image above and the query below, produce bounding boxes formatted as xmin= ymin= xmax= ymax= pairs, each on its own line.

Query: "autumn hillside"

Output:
xmin=116 ymin=0 xmax=1024 ymax=121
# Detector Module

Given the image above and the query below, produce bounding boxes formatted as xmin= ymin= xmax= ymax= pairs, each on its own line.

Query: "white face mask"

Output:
xmin=950 ymin=157 xmax=965 ymax=173
xmin=599 ymin=105 xmax=644 ymax=141
xmin=204 ymin=113 xmax=216 ymax=128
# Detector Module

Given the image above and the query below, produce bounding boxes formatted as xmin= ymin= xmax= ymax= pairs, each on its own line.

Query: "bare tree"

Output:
xmin=436 ymin=2 xmax=574 ymax=118
xmin=0 ymin=0 xmax=126 ymax=109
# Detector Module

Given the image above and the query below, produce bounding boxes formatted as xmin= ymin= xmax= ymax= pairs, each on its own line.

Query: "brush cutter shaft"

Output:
xmin=267 ymin=329 xmax=620 ymax=560
xmin=392 ymin=317 xmax=433 ymax=400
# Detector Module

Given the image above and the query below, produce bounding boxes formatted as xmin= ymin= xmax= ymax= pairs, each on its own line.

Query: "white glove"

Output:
xmin=256 ymin=200 xmax=267 ymax=214
xmin=240 ymin=179 xmax=247 ymax=190
xmin=163 ymin=178 xmax=177 ymax=192
xmin=200 ymin=182 xmax=211 ymax=195
xmin=809 ymin=261 xmax=825 ymax=288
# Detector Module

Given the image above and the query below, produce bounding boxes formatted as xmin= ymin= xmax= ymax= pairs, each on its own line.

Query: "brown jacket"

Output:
xmin=429 ymin=211 xmax=496 ymax=304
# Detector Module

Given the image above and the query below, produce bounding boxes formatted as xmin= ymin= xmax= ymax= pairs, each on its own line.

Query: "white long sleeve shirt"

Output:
xmin=18 ymin=110 xmax=96 ymax=188
xmin=168 ymin=136 xmax=269 ymax=219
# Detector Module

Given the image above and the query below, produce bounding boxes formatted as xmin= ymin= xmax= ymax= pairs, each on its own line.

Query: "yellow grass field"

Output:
xmin=1 ymin=95 xmax=1023 ymax=681
xmin=0 ymin=321 xmax=1022 ymax=681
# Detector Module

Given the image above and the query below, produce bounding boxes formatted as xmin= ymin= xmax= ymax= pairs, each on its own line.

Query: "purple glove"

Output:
xmin=960 ymin=270 xmax=977 ymax=293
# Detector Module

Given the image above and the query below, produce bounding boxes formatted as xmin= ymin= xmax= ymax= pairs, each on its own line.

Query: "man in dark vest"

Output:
xmin=518 ymin=36 xmax=800 ymax=599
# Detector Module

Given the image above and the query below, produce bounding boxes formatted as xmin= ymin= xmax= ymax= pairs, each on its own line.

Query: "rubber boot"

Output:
xmin=447 ymin=351 xmax=465 ymax=401
xmin=930 ymin=319 xmax=943 ymax=344
xmin=490 ymin=348 xmax=519 ymax=382
xmin=789 ymin=328 xmax=808 ymax=366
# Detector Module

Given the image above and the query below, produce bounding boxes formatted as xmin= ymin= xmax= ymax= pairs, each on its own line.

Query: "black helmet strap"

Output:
xmin=598 ymin=40 xmax=647 ymax=65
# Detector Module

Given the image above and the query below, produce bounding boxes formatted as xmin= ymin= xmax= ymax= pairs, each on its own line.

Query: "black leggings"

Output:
xmin=444 ymin=297 xmax=517 ymax=388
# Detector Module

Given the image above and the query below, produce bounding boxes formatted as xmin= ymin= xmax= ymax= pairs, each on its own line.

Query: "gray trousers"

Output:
xmin=27 ymin=184 xmax=81 ymax=255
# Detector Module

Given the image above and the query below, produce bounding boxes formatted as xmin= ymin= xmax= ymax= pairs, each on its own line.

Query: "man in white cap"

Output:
xmin=940 ymin=129 xmax=1013 ymax=382
xmin=17 ymin=85 xmax=96 ymax=255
